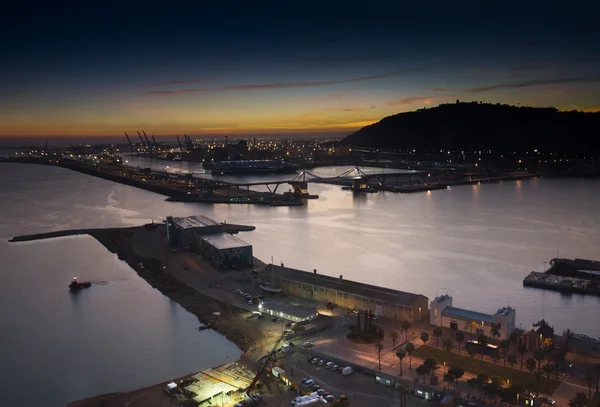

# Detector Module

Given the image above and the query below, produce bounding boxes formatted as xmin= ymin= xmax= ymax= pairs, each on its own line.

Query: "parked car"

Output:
xmin=318 ymin=360 xmax=326 ymax=366
xmin=331 ymin=364 xmax=339 ymax=371
xmin=342 ymin=366 xmax=354 ymax=376
xmin=325 ymin=362 xmax=334 ymax=369
xmin=337 ymin=366 xmax=344 ymax=373
xmin=310 ymin=358 xmax=319 ymax=364
xmin=316 ymin=389 xmax=326 ymax=395
xmin=311 ymin=385 xmax=320 ymax=391
xmin=303 ymin=341 xmax=314 ymax=348
xmin=324 ymin=395 xmax=335 ymax=402
xmin=303 ymin=379 xmax=315 ymax=386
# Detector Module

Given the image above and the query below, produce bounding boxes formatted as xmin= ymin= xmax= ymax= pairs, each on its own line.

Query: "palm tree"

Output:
xmin=534 ymin=348 xmax=545 ymax=374
xmin=391 ymin=331 xmax=399 ymax=348
xmin=402 ymin=320 xmax=411 ymax=339
xmin=375 ymin=342 xmax=383 ymax=371
xmin=477 ymin=334 xmax=488 ymax=361
xmin=507 ymin=354 xmax=518 ymax=381
xmin=517 ymin=344 xmax=527 ymax=371
xmin=543 ymin=363 xmax=553 ymax=379
xmin=444 ymin=373 xmax=456 ymax=388
xmin=433 ymin=327 xmax=443 ymax=348
xmin=468 ymin=346 xmax=478 ymax=359
xmin=396 ymin=349 xmax=406 ymax=377
xmin=420 ymin=331 xmax=429 ymax=346
xmin=568 ymin=392 xmax=589 ymax=407
xmin=490 ymin=323 xmax=501 ymax=341
xmin=525 ymin=358 xmax=537 ymax=374
xmin=405 ymin=342 xmax=415 ymax=369
xmin=443 ymin=338 xmax=453 ymax=353
xmin=448 ymin=366 xmax=465 ymax=385
xmin=584 ymin=372 xmax=593 ymax=400
xmin=465 ymin=320 xmax=478 ymax=340
xmin=509 ymin=331 xmax=520 ymax=354
xmin=455 ymin=331 xmax=464 ymax=355
xmin=500 ymin=340 xmax=510 ymax=367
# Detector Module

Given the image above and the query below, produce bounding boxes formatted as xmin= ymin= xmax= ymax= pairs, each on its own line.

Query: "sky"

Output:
xmin=1 ymin=1 xmax=599 ymax=139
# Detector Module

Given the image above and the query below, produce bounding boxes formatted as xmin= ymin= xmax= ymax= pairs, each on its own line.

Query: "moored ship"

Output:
xmin=206 ymin=160 xmax=296 ymax=175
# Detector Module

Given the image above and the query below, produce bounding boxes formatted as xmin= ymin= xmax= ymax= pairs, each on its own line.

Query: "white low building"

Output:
xmin=429 ymin=295 xmax=516 ymax=340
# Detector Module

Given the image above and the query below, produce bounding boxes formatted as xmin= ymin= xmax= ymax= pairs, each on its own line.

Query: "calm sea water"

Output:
xmin=1 ymin=158 xmax=600 ymax=406
xmin=0 ymin=163 xmax=241 ymax=407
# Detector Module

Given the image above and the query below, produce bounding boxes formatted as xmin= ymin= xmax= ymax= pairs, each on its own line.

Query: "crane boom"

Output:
xmin=124 ymin=132 xmax=134 ymax=152
xmin=143 ymin=131 xmax=152 ymax=149
xmin=137 ymin=131 xmax=146 ymax=147
xmin=246 ymin=335 xmax=284 ymax=394
xmin=152 ymin=135 xmax=157 ymax=148
xmin=176 ymin=135 xmax=183 ymax=151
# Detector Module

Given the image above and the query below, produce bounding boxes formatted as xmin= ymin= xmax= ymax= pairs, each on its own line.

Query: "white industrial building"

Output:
xmin=429 ymin=295 xmax=516 ymax=340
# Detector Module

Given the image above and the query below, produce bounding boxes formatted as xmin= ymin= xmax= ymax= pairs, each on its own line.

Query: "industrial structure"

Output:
xmin=265 ymin=265 xmax=429 ymax=322
xmin=429 ymin=295 xmax=516 ymax=340
xmin=258 ymin=299 xmax=319 ymax=323
xmin=166 ymin=216 xmax=253 ymax=270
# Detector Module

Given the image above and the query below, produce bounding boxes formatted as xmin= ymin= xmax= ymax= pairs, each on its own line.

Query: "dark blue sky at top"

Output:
xmin=1 ymin=0 xmax=599 ymax=137
xmin=3 ymin=1 xmax=598 ymax=76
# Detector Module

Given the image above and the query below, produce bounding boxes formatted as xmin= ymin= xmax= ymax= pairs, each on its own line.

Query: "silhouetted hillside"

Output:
xmin=343 ymin=102 xmax=600 ymax=155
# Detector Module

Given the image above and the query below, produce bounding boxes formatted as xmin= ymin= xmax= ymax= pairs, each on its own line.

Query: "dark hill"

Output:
xmin=343 ymin=102 xmax=600 ymax=155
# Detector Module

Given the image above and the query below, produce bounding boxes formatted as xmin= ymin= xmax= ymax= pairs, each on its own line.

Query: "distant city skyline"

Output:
xmin=1 ymin=1 xmax=599 ymax=138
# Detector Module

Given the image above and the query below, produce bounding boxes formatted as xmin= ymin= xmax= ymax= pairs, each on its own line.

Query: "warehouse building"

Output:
xmin=266 ymin=265 xmax=428 ymax=322
xmin=196 ymin=233 xmax=253 ymax=270
xmin=429 ymin=294 xmax=516 ymax=340
xmin=166 ymin=215 xmax=223 ymax=251
xmin=258 ymin=299 xmax=318 ymax=323
xmin=166 ymin=216 xmax=253 ymax=270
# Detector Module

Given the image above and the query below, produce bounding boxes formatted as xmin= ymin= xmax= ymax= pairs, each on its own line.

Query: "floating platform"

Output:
xmin=523 ymin=258 xmax=600 ymax=295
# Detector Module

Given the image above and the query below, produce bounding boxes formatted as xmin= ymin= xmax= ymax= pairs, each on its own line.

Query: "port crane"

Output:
xmin=137 ymin=131 xmax=146 ymax=150
xmin=124 ymin=132 xmax=134 ymax=153
xmin=142 ymin=131 xmax=152 ymax=151
xmin=184 ymin=134 xmax=194 ymax=150
xmin=176 ymin=135 xmax=184 ymax=152
xmin=245 ymin=335 xmax=285 ymax=395
xmin=151 ymin=135 xmax=158 ymax=149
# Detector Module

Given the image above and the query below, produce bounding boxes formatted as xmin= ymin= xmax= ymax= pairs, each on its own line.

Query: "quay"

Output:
xmin=523 ymin=257 xmax=600 ymax=295
xmin=3 ymin=157 xmax=311 ymax=206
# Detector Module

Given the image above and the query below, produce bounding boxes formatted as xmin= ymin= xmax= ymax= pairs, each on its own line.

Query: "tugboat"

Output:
xmin=69 ymin=277 xmax=91 ymax=291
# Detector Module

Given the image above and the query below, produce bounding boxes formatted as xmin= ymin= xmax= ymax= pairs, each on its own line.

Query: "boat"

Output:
xmin=260 ymin=283 xmax=282 ymax=293
xmin=207 ymin=160 xmax=297 ymax=174
xmin=69 ymin=277 xmax=91 ymax=290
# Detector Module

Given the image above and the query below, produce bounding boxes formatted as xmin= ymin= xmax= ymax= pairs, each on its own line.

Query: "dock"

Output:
xmin=523 ymin=258 xmax=600 ymax=295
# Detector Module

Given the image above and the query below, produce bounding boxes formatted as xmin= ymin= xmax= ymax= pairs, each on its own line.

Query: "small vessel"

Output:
xmin=69 ymin=277 xmax=91 ymax=290
xmin=260 ymin=283 xmax=282 ymax=293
